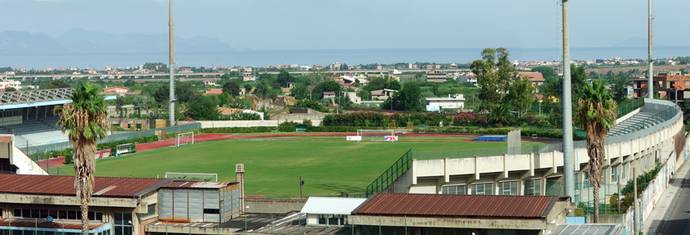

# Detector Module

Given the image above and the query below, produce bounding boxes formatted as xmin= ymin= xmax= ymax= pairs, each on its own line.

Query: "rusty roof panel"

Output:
xmin=0 ymin=174 xmax=170 ymax=198
xmin=353 ymin=193 xmax=558 ymax=219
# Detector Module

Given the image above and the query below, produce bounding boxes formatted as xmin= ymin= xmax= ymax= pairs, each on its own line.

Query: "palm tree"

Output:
xmin=57 ymin=82 xmax=108 ymax=235
xmin=575 ymin=80 xmax=617 ymax=223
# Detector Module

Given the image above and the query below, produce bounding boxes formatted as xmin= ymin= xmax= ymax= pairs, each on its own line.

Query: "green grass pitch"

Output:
xmin=54 ymin=136 xmax=543 ymax=198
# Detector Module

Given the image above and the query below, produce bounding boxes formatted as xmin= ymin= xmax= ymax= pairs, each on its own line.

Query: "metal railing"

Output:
xmin=20 ymin=123 xmax=202 ymax=159
xmin=365 ymin=149 xmax=413 ymax=197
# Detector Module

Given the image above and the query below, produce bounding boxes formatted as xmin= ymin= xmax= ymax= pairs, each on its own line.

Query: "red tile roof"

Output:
xmin=353 ymin=193 xmax=559 ymax=219
xmin=518 ymin=72 xmax=545 ymax=82
xmin=0 ymin=174 xmax=170 ymax=198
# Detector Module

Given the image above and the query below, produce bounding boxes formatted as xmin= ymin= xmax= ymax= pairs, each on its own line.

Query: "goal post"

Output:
xmin=114 ymin=143 xmax=136 ymax=157
xmin=164 ymin=172 xmax=218 ymax=182
xmin=176 ymin=132 xmax=195 ymax=147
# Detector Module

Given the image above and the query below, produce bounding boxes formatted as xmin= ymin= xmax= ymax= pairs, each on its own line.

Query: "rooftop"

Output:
xmin=518 ymin=71 xmax=545 ymax=82
xmin=0 ymin=88 xmax=116 ymax=110
xmin=300 ymin=197 xmax=367 ymax=215
xmin=0 ymin=174 xmax=170 ymax=198
xmin=353 ymin=193 xmax=560 ymax=219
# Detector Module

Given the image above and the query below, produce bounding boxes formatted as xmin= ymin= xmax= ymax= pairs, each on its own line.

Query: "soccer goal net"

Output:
xmin=176 ymin=132 xmax=195 ymax=147
xmin=114 ymin=143 xmax=136 ymax=157
xmin=164 ymin=172 xmax=218 ymax=182
xmin=356 ymin=129 xmax=405 ymax=142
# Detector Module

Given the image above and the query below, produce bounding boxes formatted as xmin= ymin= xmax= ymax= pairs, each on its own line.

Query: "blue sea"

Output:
xmin=2 ymin=47 xmax=690 ymax=69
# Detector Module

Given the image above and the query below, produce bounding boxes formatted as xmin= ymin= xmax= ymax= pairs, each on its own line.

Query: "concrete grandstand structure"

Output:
xmin=393 ymin=99 xmax=685 ymax=206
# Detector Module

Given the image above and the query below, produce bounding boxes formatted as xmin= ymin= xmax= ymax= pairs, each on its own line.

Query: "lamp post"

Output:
xmin=647 ymin=0 xmax=654 ymax=99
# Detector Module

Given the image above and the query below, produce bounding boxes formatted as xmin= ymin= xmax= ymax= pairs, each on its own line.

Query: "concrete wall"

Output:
xmin=408 ymin=99 xmax=684 ymax=203
xmin=244 ymin=198 xmax=306 ymax=214
xmin=185 ymin=120 xmax=279 ymax=129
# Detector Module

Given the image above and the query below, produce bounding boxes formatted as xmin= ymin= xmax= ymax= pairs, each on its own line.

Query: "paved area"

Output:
xmin=644 ymin=157 xmax=690 ymax=234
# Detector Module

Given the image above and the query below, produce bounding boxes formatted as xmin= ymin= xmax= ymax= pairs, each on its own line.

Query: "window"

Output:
xmin=114 ymin=211 xmax=133 ymax=235
xmin=611 ymin=165 xmax=618 ymax=182
xmin=499 ymin=181 xmax=519 ymax=195
xmin=621 ymin=163 xmax=627 ymax=181
xmin=524 ymin=178 xmax=543 ymax=195
xmin=203 ymin=208 xmax=219 ymax=214
xmin=441 ymin=185 xmax=467 ymax=195
xmin=318 ymin=215 xmax=327 ymax=225
xmin=472 ymin=183 xmax=493 ymax=195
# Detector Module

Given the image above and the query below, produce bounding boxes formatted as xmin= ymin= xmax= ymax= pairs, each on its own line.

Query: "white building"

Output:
xmin=0 ymin=79 xmax=22 ymax=91
xmin=425 ymin=94 xmax=465 ymax=112
xmin=300 ymin=197 xmax=367 ymax=226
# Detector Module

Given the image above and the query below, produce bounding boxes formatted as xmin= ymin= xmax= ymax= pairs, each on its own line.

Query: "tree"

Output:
xmin=4 ymin=87 xmax=17 ymax=92
xmin=364 ymin=77 xmax=401 ymax=91
xmin=152 ymin=82 xmax=200 ymax=104
xmin=610 ymin=76 xmax=629 ymax=102
xmin=56 ymin=82 xmax=108 ymax=235
xmin=185 ymin=96 xmax=219 ymax=120
xmin=276 ymin=70 xmax=294 ymax=88
xmin=506 ymin=77 xmax=535 ymax=119
xmin=222 ymin=79 xmax=241 ymax=96
xmin=44 ymin=79 xmax=71 ymax=89
xmin=575 ymin=80 xmax=617 ymax=223
xmin=312 ymin=80 xmax=342 ymax=99
xmin=123 ymin=79 xmax=136 ymax=87
xmin=291 ymin=83 xmax=310 ymax=99
xmin=255 ymin=81 xmax=275 ymax=99
xmin=383 ymin=82 xmax=423 ymax=111
xmin=471 ymin=48 xmax=517 ymax=125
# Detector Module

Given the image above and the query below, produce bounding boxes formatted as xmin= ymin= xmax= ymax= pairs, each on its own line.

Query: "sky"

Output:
xmin=0 ymin=0 xmax=688 ymax=50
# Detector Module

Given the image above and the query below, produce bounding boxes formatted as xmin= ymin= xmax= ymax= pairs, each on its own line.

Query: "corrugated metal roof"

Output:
xmin=300 ymin=197 xmax=367 ymax=215
xmin=0 ymin=174 xmax=170 ymax=198
xmin=353 ymin=193 xmax=559 ymax=219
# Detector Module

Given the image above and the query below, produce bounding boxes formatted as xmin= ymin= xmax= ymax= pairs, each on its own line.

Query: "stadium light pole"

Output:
xmin=168 ymin=0 xmax=176 ymax=127
xmin=647 ymin=0 xmax=654 ymax=99
xmin=561 ymin=0 xmax=575 ymax=201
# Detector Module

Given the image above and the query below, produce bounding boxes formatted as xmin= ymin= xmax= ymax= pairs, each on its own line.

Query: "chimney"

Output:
xmin=235 ymin=163 xmax=245 ymax=214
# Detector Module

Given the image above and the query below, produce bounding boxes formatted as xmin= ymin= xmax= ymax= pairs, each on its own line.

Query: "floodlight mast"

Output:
xmin=168 ymin=0 xmax=176 ymax=126
xmin=561 ymin=0 xmax=575 ymax=200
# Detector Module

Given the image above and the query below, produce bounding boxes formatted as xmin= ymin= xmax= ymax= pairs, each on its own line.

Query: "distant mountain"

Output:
xmin=0 ymin=29 xmax=235 ymax=55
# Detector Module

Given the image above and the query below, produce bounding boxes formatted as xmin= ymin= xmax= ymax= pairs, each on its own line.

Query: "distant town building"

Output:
xmin=426 ymin=70 xmax=448 ymax=83
xmin=205 ymin=88 xmax=224 ymax=96
xmin=323 ymin=91 xmax=336 ymax=99
xmin=0 ymin=79 xmax=21 ymax=91
xmin=425 ymin=94 xmax=465 ymax=112
xmin=370 ymin=89 xmax=397 ymax=101
xmin=102 ymin=86 xmax=129 ymax=96
xmin=518 ymin=71 xmax=545 ymax=87
xmin=633 ymin=72 xmax=690 ymax=102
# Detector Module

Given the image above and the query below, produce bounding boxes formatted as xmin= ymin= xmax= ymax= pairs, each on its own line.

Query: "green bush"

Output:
xmin=278 ymin=122 xmax=298 ymax=132
xmin=413 ymin=126 xmax=562 ymax=138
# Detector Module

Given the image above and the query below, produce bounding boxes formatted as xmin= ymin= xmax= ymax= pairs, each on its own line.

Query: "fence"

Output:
xmin=20 ymin=123 xmax=201 ymax=160
xmin=365 ymin=149 xmax=413 ymax=197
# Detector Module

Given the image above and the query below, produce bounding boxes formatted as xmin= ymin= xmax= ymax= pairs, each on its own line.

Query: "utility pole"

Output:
xmin=168 ymin=0 xmax=176 ymax=127
xmin=561 ymin=0 xmax=575 ymax=201
xmin=647 ymin=0 xmax=654 ymax=99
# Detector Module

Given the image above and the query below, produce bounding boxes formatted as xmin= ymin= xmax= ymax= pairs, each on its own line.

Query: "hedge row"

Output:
xmin=323 ymin=112 xmax=452 ymax=128
xmin=202 ymin=126 xmax=278 ymax=134
xmin=414 ymin=126 xmax=563 ymax=138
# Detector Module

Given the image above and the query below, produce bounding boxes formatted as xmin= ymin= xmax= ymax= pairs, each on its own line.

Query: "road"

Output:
xmin=656 ymin=163 xmax=690 ymax=234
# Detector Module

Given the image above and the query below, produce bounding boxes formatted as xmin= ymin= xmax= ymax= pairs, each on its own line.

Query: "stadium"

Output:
xmin=0 ymin=87 xmax=686 ymax=234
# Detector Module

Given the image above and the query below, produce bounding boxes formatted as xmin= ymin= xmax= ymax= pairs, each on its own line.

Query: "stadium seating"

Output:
xmin=0 ymin=119 xmax=68 ymax=148
xmin=608 ymin=105 xmax=675 ymax=137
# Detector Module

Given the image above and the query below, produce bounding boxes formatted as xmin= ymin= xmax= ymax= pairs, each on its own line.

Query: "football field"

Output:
xmin=55 ymin=135 xmax=543 ymax=198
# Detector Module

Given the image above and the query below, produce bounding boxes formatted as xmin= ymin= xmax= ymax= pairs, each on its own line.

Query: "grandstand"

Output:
xmin=608 ymin=103 xmax=677 ymax=137
xmin=0 ymin=88 xmax=115 ymax=162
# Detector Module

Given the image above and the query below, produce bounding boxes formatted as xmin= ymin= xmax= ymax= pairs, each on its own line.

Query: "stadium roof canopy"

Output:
xmin=0 ymin=88 xmax=116 ymax=110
